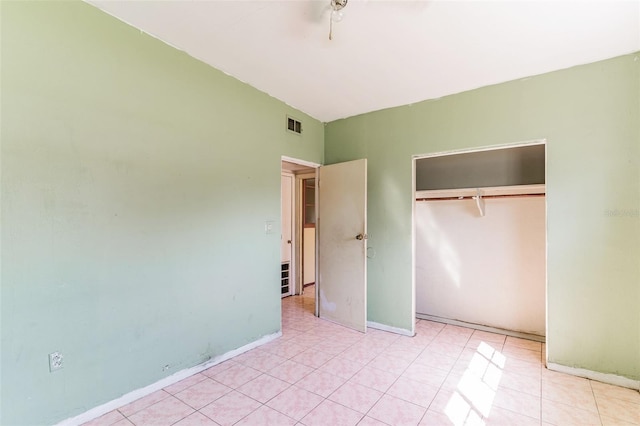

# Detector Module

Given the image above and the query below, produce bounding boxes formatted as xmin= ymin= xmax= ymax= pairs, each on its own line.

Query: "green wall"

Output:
xmin=326 ymin=54 xmax=640 ymax=381
xmin=0 ymin=2 xmax=323 ymax=424
xmin=1 ymin=1 xmax=639 ymax=424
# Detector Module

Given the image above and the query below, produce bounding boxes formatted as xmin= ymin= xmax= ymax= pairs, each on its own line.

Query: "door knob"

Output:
xmin=356 ymin=233 xmax=367 ymax=240
xmin=287 ymin=240 xmax=292 ymax=244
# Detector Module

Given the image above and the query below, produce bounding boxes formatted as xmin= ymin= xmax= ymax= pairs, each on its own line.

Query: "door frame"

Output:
xmin=281 ymin=156 xmax=320 ymax=301
xmin=411 ymin=139 xmax=547 ymax=343
xmin=281 ymin=171 xmax=294 ymax=298
xmin=295 ymin=171 xmax=317 ymax=296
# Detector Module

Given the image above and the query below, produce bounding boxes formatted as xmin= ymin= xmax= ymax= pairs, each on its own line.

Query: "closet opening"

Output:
xmin=412 ymin=141 xmax=547 ymax=341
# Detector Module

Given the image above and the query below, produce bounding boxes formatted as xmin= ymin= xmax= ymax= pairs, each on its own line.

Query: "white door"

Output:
xmin=317 ymin=159 xmax=367 ymax=332
xmin=281 ymin=173 xmax=293 ymax=297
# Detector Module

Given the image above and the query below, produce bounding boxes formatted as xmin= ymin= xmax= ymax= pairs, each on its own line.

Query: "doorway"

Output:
xmin=281 ymin=158 xmax=319 ymax=301
xmin=281 ymin=157 xmax=369 ymax=334
xmin=412 ymin=140 xmax=547 ymax=340
xmin=301 ymin=175 xmax=316 ymax=290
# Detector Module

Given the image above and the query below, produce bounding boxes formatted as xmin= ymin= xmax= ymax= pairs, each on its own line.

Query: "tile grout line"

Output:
xmin=589 ymin=379 xmax=605 ymax=426
xmin=536 ymin=338 xmax=544 ymax=426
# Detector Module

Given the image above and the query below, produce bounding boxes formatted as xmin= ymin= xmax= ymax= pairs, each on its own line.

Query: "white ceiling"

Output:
xmin=88 ymin=1 xmax=640 ymax=123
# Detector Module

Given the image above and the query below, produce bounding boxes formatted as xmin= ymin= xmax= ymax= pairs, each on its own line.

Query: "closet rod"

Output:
xmin=416 ymin=193 xmax=545 ymax=202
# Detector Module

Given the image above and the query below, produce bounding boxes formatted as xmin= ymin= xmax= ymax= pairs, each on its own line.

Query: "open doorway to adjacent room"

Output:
xmin=281 ymin=157 xmax=318 ymax=304
xmin=281 ymin=156 xmax=368 ymax=333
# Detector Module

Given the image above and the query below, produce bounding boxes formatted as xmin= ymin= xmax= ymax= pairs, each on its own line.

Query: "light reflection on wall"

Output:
xmin=415 ymin=202 xmax=461 ymax=287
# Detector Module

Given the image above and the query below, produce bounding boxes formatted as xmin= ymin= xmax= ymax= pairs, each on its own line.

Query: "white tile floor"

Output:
xmin=85 ymin=286 xmax=640 ymax=425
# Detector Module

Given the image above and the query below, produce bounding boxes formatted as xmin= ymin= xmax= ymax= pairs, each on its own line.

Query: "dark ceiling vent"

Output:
xmin=287 ymin=116 xmax=302 ymax=134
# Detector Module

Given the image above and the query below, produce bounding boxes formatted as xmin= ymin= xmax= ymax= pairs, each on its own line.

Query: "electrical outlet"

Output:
xmin=49 ymin=351 xmax=63 ymax=372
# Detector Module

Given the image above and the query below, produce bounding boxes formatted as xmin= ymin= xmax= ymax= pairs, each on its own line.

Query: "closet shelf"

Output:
xmin=416 ymin=184 xmax=545 ymax=201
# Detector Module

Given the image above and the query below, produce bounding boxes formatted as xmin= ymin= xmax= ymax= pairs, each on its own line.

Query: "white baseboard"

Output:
xmin=547 ymin=362 xmax=640 ymax=391
xmin=367 ymin=321 xmax=414 ymax=337
xmin=56 ymin=331 xmax=282 ymax=426
xmin=416 ymin=313 xmax=545 ymax=342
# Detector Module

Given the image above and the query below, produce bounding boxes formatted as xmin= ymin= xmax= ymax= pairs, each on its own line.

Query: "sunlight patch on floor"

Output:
xmin=446 ymin=341 xmax=505 ymax=425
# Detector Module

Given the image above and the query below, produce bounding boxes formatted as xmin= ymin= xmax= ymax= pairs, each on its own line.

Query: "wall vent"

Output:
xmin=287 ymin=116 xmax=302 ymax=134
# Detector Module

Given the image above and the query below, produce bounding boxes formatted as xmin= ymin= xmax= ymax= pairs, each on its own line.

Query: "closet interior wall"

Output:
xmin=414 ymin=143 xmax=546 ymax=337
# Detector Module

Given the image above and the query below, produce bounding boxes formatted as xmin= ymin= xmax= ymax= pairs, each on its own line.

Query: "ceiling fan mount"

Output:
xmin=329 ymin=0 xmax=348 ymax=40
